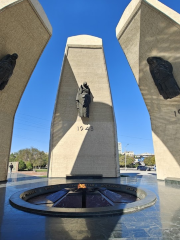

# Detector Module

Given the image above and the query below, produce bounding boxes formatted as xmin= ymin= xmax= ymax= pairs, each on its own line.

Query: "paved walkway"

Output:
xmin=0 ymin=171 xmax=180 ymax=239
xmin=9 ymin=170 xmax=47 ymax=177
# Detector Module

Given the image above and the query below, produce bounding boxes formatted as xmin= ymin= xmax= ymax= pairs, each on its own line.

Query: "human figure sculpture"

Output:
xmin=147 ymin=57 xmax=180 ymax=99
xmin=0 ymin=53 xmax=18 ymax=90
xmin=76 ymin=82 xmax=91 ymax=117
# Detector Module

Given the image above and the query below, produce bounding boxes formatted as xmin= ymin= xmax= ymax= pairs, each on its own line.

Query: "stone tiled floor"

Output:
xmin=0 ymin=171 xmax=180 ymax=239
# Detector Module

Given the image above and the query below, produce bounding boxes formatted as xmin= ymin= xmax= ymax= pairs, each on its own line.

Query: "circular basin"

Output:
xmin=9 ymin=183 xmax=156 ymax=217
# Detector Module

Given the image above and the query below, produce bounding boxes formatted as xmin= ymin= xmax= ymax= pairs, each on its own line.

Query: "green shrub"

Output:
xmin=135 ymin=162 xmax=140 ymax=168
xmin=119 ymin=155 xmax=135 ymax=168
xmin=18 ymin=160 xmax=26 ymax=171
xmin=10 ymin=148 xmax=48 ymax=168
xmin=144 ymin=156 xmax=155 ymax=166
xmin=26 ymin=162 xmax=33 ymax=171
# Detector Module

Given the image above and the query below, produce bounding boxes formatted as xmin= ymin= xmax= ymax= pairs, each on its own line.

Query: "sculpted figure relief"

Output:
xmin=76 ymin=82 xmax=91 ymax=118
xmin=0 ymin=53 xmax=18 ymax=90
xmin=147 ymin=57 xmax=180 ymax=99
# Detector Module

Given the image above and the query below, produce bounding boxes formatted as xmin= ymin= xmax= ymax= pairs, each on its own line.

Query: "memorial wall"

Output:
xmin=48 ymin=35 xmax=120 ymax=178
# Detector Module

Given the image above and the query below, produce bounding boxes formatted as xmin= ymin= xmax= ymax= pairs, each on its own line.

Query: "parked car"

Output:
xmin=137 ymin=166 xmax=151 ymax=171
xmin=137 ymin=166 xmax=143 ymax=170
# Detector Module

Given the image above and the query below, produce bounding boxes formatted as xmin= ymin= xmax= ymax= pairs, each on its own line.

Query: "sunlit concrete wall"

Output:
xmin=0 ymin=0 xmax=52 ymax=181
xmin=116 ymin=0 xmax=180 ymax=180
xmin=48 ymin=35 xmax=120 ymax=178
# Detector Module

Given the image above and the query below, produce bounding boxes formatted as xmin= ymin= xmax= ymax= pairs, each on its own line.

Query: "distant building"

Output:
xmin=125 ymin=151 xmax=134 ymax=157
xmin=118 ymin=142 xmax=122 ymax=155
xmin=135 ymin=153 xmax=154 ymax=158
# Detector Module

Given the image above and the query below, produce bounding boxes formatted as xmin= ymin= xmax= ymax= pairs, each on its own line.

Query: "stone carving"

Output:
xmin=147 ymin=57 xmax=180 ymax=99
xmin=76 ymin=82 xmax=91 ymax=117
xmin=0 ymin=53 xmax=18 ymax=90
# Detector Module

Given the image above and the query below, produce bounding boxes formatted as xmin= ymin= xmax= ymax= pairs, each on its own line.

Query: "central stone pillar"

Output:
xmin=48 ymin=35 xmax=120 ymax=178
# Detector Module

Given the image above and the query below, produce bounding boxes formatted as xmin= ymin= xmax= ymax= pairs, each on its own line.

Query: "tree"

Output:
xmin=9 ymin=153 xmax=17 ymax=162
xmin=18 ymin=160 xmax=26 ymax=171
xmin=26 ymin=162 xmax=33 ymax=171
xmin=144 ymin=156 xmax=155 ymax=166
xmin=119 ymin=154 xmax=135 ymax=168
xmin=9 ymin=148 xmax=48 ymax=169
xmin=134 ymin=162 xmax=140 ymax=168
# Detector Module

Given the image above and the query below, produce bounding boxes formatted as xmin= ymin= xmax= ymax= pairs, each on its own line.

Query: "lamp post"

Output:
xmin=125 ymin=144 xmax=129 ymax=171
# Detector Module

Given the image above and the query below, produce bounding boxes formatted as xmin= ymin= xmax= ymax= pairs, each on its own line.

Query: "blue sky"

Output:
xmin=11 ymin=0 xmax=180 ymax=154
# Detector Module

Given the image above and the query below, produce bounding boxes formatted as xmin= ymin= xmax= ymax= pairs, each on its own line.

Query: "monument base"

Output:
xmin=165 ymin=177 xmax=180 ymax=189
xmin=66 ymin=175 xmax=103 ymax=179
xmin=0 ymin=180 xmax=7 ymax=184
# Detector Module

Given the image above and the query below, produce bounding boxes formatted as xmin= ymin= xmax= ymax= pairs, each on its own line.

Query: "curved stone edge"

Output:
xmin=66 ymin=35 xmax=102 ymax=49
xmin=0 ymin=0 xmax=52 ymax=34
xmin=9 ymin=183 xmax=157 ymax=217
xmin=116 ymin=0 xmax=180 ymax=40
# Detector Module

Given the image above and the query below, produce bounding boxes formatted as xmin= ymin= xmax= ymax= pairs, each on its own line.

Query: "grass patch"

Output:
xmin=35 ymin=169 xmax=48 ymax=172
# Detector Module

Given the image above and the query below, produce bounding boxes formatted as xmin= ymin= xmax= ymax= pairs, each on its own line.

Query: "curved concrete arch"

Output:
xmin=0 ymin=0 xmax=52 ymax=181
xmin=116 ymin=0 xmax=180 ymax=180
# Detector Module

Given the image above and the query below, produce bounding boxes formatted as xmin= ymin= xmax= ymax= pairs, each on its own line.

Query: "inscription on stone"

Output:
xmin=126 ymin=187 xmax=137 ymax=192
xmin=45 ymin=186 xmax=56 ymax=191
xmin=174 ymin=109 xmax=180 ymax=117
xmin=22 ymin=190 xmax=37 ymax=199
xmin=77 ymin=126 xmax=93 ymax=131
xmin=139 ymin=193 xmax=145 ymax=199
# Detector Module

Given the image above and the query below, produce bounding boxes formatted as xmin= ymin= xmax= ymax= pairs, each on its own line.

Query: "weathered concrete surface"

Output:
xmin=116 ymin=0 xmax=180 ymax=180
xmin=48 ymin=35 xmax=120 ymax=178
xmin=0 ymin=0 xmax=52 ymax=181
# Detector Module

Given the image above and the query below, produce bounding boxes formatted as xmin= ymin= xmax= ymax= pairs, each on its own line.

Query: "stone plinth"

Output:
xmin=165 ymin=177 xmax=180 ymax=189
xmin=116 ymin=0 xmax=180 ymax=180
xmin=0 ymin=0 xmax=52 ymax=181
xmin=48 ymin=35 xmax=120 ymax=178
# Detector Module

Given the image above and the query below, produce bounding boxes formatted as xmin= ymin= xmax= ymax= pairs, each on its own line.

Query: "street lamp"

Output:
xmin=125 ymin=144 xmax=129 ymax=171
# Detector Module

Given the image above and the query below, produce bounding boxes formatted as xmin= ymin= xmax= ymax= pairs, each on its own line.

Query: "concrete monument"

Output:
xmin=0 ymin=0 xmax=52 ymax=182
xmin=116 ymin=0 xmax=180 ymax=180
xmin=48 ymin=35 xmax=120 ymax=178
